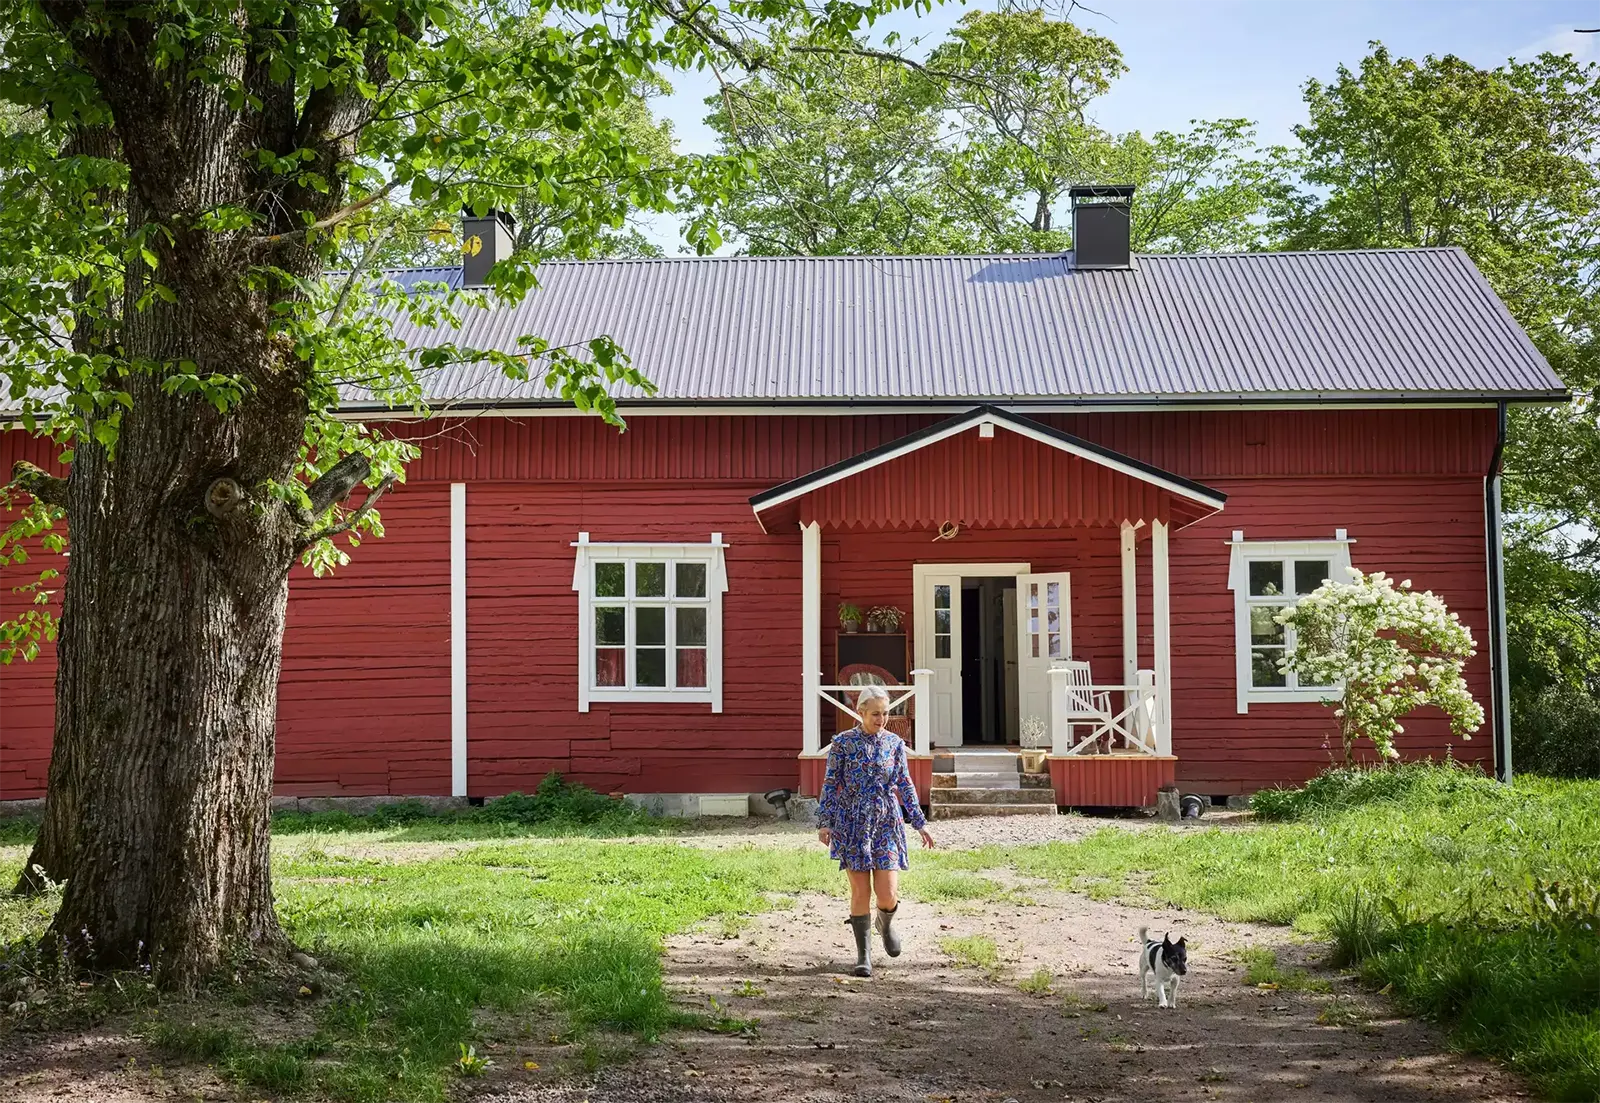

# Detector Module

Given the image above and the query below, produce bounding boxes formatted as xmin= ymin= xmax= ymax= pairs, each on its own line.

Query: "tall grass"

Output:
xmin=1003 ymin=763 xmax=1600 ymax=1100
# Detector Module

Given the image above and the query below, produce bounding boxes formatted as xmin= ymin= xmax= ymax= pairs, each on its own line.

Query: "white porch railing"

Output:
xmin=1049 ymin=666 xmax=1165 ymax=756
xmin=814 ymin=669 xmax=933 ymax=755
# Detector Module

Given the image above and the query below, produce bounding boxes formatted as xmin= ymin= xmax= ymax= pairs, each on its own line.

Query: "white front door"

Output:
xmin=924 ymin=574 xmax=962 ymax=747
xmin=1016 ymin=573 xmax=1072 ymax=740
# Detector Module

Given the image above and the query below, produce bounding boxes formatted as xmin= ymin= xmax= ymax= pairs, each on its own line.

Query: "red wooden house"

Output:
xmin=0 ymin=196 xmax=1567 ymax=812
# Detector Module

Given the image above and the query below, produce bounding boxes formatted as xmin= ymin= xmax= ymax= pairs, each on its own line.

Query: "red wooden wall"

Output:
xmin=1 ymin=407 xmax=1499 ymax=800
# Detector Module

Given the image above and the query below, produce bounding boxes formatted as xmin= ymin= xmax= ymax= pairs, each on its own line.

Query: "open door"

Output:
xmin=923 ymin=574 xmax=962 ymax=747
xmin=1015 ymin=572 xmax=1071 ymax=739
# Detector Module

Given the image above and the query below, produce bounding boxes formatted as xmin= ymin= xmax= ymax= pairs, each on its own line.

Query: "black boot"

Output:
xmin=847 ymin=915 xmax=872 ymax=977
xmin=876 ymin=903 xmax=902 ymax=957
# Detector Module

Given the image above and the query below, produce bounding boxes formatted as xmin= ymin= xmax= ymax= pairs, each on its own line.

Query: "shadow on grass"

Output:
xmin=145 ymin=926 xmax=714 ymax=1103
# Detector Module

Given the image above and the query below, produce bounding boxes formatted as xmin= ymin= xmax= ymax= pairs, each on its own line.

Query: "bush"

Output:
xmin=271 ymin=773 xmax=659 ymax=835
xmin=1249 ymin=760 xmax=1501 ymax=821
xmin=472 ymin=773 xmax=638 ymax=827
xmin=1513 ymin=684 xmax=1600 ymax=779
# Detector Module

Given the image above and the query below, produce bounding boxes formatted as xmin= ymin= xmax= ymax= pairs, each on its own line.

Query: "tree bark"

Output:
xmin=14 ymin=1 xmax=415 ymax=991
xmin=18 ymin=122 xmax=123 ymax=895
xmin=24 ymin=13 xmax=306 ymax=989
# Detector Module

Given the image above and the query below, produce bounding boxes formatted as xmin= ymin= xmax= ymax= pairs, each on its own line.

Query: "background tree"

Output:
xmin=702 ymin=52 xmax=970 ymax=255
xmin=0 ymin=0 xmax=909 ymax=990
xmin=1269 ymin=43 xmax=1600 ymax=776
xmin=703 ymin=11 xmax=1275 ymax=255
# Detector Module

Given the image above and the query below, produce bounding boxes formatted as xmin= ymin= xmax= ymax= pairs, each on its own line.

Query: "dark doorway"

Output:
xmin=960 ymin=577 xmax=1018 ymax=744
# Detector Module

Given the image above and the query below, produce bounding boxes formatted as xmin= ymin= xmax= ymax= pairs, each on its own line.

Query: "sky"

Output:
xmin=639 ymin=0 xmax=1599 ymax=253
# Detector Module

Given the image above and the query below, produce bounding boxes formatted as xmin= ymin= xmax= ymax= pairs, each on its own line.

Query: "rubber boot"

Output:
xmin=847 ymin=915 xmax=873 ymax=977
xmin=876 ymin=903 xmax=902 ymax=957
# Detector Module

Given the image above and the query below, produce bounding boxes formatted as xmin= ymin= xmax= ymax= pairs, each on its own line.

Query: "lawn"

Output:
xmin=2 ymin=764 xmax=1597 ymax=1102
xmin=972 ymin=764 xmax=1600 ymax=1101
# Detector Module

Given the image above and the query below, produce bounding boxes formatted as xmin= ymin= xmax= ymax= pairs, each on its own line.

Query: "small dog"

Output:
xmin=1138 ymin=926 xmax=1188 ymax=1008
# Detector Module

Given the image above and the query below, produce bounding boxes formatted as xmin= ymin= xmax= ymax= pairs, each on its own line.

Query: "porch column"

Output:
xmin=801 ymin=521 xmax=822 ymax=756
xmin=912 ymin=668 xmax=933 ymax=755
xmin=1120 ymin=521 xmax=1138 ymax=687
xmin=1151 ymin=519 xmax=1173 ymax=757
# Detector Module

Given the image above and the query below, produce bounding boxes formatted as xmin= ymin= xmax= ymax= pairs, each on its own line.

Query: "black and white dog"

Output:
xmin=1138 ymin=926 xmax=1188 ymax=1008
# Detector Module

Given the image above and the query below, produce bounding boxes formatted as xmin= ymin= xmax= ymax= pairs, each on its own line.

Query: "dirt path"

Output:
xmin=492 ymin=888 xmax=1527 ymax=1103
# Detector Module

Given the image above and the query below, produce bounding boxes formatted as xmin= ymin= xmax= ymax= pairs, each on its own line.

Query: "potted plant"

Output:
xmin=837 ymin=602 xmax=863 ymax=633
xmin=865 ymin=605 xmax=904 ymax=633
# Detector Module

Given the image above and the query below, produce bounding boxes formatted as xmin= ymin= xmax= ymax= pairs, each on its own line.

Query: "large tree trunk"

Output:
xmin=22 ymin=44 xmax=308 ymax=989
xmin=37 ymin=288 xmax=307 ymax=989
xmin=12 ymin=1 xmax=402 ymax=991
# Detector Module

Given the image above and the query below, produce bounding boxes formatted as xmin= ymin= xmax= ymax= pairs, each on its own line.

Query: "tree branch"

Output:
xmin=9 ymin=462 xmax=68 ymax=509
xmin=253 ymin=181 xmax=399 ymax=245
xmin=299 ymin=474 xmax=396 ymax=550
xmin=302 ymin=453 xmax=373 ymax=519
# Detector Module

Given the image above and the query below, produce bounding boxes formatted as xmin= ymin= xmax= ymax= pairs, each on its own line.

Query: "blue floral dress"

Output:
xmin=816 ymin=727 xmax=927 ymax=872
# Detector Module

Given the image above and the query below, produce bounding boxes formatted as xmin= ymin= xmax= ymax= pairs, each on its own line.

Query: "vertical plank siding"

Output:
xmin=1 ymin=407 xmax=1500 ymax=800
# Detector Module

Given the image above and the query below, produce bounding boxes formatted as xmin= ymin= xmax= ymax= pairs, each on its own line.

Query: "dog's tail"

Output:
xmin=1138 ymin=925 xmax=1149 ymax=944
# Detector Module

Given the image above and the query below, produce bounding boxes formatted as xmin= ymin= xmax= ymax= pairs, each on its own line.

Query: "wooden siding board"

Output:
xmin=2 ymin=407 xmax=1501 ymax=801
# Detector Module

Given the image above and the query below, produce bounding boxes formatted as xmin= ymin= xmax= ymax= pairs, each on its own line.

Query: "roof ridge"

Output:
xmin=369 ymin=246 xmax=1468 ymax=276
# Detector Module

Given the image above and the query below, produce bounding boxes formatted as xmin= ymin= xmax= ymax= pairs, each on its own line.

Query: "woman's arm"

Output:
xmin=892 ymin=741 xmax=927 ymax=831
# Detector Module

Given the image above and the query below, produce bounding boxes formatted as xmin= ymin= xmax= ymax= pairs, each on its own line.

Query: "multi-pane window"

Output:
xmin=933 ymin=584 xmax=952 ymax=659
xmin=591 ymin=559 xmax=710 ymax=691
xmin=573 ymin=535 xmax=726 ymax=712
xmin=1228 ymin=533 xmax=1352 ymax=713
xmin=1026 ymin=578 xmax=1064 ymax=659
xmin=1244 ymin=558 xmax=1332 ymax=689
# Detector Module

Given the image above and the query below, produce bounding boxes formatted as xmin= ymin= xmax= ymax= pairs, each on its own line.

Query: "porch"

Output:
xmin=753 ymin=407 xmax=1226 ymax=810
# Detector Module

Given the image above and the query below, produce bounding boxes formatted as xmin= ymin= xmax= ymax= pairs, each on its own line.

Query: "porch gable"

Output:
xmin=748 ymin=406 xmax=1226 ymax=533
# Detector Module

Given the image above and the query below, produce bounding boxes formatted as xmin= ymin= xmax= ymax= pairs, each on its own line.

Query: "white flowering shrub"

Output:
xmin=1278 ymin=567 xmax=1484 ymax=765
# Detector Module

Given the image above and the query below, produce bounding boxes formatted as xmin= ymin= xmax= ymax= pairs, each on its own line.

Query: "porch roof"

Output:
xmin=749 ymin=406 xmax=1226 ymax=533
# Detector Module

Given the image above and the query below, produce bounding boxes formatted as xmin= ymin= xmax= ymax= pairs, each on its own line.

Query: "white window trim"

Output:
xmin=572 ymin=532 xmax=728 ymax=713
xmin=1227 ymin=530 xmax=1355 ymax=714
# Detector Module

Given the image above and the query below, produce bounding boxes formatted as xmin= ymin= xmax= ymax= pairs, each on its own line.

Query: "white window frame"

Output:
xmin=1227 ymin=530 xmax=1355 ymax=714
xmin=572 ymin=532 xmax=728 ymax=712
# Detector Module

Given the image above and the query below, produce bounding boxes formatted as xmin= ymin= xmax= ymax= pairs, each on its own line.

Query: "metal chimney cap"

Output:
xmin=1068 ymin=184 xmax=1136 ymax=203
xmin=461 ymin=206 xmax=518 ymax=233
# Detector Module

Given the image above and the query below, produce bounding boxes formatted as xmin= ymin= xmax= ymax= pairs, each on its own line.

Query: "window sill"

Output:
xmin=1243 ymin=688 xmax=1337 ymax=705
xmin=588 ymin=689 xmax=716 ymax=707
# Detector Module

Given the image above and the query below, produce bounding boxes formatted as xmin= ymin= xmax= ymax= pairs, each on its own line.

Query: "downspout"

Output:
xmin=1485 ymin=402 xmax=1512 ymax=782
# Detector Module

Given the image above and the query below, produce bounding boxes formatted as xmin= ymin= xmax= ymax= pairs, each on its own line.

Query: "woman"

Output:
xmin=816 ymin=684 xmax=937 ymax=977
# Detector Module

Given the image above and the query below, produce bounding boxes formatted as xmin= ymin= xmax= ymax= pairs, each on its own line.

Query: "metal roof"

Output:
xmin=359 ymin=248 xmax=1565 ymax=410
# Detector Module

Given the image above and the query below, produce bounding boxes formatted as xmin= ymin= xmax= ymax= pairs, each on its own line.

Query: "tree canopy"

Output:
xmin=701 ymin=10 xmax=1275 ymax=256
xmin=0 ymin=0 xmax=929 ymax=988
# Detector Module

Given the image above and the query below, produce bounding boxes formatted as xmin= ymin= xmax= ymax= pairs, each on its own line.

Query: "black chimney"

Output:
xmin=1069 ymin=185 xmax=1134 ymax=270
xmin=461 ymin=207 xmax=517 ymax=288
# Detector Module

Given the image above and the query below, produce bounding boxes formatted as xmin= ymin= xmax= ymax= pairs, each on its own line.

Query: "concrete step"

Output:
xmin=951 ymin=752 xmax=1021 ymax=773
xmin=1020 ymin=772 xmax=1053 ymax=789
xmin=954 ymin=771 xmax=1020 ymax=789
xmin=930 ymin=803 xmax=1058 ymax=819
xmin=931 ymin=787 xmax=1056 ymax=805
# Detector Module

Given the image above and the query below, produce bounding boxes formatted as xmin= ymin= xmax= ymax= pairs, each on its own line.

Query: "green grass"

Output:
xmin=938 ymin=934 xmax=1001 ymax=974
xmin=998 ymin=763 xmax=1600 ymax=1101
xmin=4 ymin=835 xmax=839 ymax=1103
xmin=1235 ymin=946 xmax=1331 ymax=993
xmin=270 ymin=773 xmax=668 ymax=839
xmin=264 ymin=841 xmax=835 ymax=1100
xmin=1017 ymin=967 xmax=1053 ymax=995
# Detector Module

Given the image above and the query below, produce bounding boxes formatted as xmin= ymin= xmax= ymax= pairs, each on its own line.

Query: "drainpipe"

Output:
xmin=1485 ymin=402 xmax=1512 ymax=783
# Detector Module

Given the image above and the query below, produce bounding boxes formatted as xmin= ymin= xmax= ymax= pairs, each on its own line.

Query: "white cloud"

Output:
xmin=1512 ymin=24 xmax=1598 ymax=63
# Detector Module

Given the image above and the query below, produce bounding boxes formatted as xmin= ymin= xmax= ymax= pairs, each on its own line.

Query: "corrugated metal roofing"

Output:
xmin=360 ymin=248 xmax=1565 ymax=408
